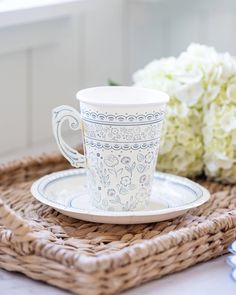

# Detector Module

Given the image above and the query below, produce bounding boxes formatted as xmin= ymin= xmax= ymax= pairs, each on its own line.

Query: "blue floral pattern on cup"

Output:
xmin=84 ymin=108 xmax=163 ymax=211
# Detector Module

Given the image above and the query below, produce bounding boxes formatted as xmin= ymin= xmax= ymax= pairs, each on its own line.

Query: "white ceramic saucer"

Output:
xmin=31 ymin=169 xmax=210 ymax=224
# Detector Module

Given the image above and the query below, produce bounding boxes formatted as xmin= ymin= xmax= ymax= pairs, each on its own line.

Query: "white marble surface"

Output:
xmin=0 ymin=256 xmax=235 ymax=295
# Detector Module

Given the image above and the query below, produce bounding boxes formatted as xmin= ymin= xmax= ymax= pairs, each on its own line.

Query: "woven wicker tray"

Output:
xmin=0 ymin=152 xmax=236 ymax=295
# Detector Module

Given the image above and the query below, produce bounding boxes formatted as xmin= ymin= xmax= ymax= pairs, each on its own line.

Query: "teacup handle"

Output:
xmin=52 ymin=105 xmax=86 ymax=168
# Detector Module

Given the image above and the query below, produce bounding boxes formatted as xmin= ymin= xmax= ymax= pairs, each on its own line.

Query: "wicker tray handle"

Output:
xmin=0 ymin=198 xmax=35 ymax=243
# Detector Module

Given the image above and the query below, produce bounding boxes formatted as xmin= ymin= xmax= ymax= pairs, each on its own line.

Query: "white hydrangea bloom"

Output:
xmin=133 ymin=43 xmax=236 ymax=182
xmin=133 ymin=55 xmax=204 ymax=177
xmin=202 ymin=59 xmax=236 ymax=183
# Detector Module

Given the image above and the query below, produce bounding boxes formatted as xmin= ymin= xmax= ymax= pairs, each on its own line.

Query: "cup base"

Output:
xmin=91 ymin=198 xmax=149 ymax=212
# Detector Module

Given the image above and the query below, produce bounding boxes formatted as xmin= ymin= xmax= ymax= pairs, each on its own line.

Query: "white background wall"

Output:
xmin=0 ymin=0 xmax=235 ymax=160
xmin=125 ymin=0 xmax=236 ymax=82
xmin=0 ymin=0 xmax=125 ymax=159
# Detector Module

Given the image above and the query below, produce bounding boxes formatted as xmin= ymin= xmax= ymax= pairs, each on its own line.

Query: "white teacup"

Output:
xmin=52 ymin=86 xmax=169 ymax=211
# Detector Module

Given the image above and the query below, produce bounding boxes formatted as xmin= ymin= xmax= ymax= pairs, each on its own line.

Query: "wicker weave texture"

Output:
xmin=0 ymin=152 xmax=236 ymax=295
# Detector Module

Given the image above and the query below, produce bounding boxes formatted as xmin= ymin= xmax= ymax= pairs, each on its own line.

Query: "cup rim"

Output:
xmin=76 ymin=86 xmax=169 ymax=106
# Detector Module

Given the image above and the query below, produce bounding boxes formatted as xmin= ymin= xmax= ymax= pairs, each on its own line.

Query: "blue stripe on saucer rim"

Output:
xmin=229 ymin=240 xmax=236 ymax=255
xmin=227 ymin=241 xmax=236 ymax=283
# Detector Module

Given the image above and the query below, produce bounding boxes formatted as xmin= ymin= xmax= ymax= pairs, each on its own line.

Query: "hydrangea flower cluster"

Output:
xmin=200 ymin=49 xmax=236 ymax=182
xmin=133 ymin=49 xmax=204 ymax=177
xmin=133 ymin=44 xmax=236 ymax=182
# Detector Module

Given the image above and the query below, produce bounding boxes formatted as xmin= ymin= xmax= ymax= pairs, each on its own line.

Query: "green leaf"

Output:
xmin=108 ymin=79 xmax=121 ymax=86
